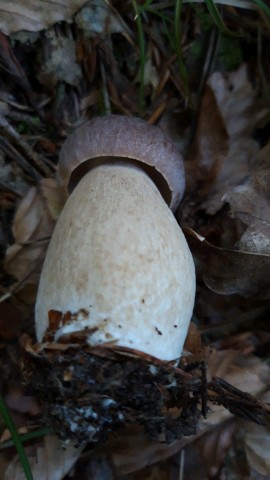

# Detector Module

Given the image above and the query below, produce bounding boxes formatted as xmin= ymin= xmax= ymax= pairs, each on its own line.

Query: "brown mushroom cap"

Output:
xmin=58 ymin=115 xmax=185 ymax=211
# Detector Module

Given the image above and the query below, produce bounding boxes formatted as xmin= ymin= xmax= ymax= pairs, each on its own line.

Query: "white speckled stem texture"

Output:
xmin=35 ymin=163 xmax=195 ymax=360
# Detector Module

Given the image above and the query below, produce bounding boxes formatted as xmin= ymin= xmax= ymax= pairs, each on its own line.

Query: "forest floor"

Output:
xmin=1 ymin=1 xmax=270 ymax=479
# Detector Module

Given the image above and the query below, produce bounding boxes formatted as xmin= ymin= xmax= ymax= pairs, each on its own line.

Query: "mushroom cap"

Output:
xmin=58 ymin=115 xmax=185 ymax=211
xmin=35 ymin=163 xmax=195 ymax=360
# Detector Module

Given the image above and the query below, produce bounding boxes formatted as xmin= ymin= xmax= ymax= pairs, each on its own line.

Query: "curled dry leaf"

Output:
xmin=185 ymin=228 xmax=270 ymax=298
xmin=5 ymin=178 xmax=65 ymax=288
xmin=3 ymin=435 xmax=83 ymax=480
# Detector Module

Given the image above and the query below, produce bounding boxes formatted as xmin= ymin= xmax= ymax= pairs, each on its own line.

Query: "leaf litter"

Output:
xmin=0 ymin=1 xmax=270 ymax=479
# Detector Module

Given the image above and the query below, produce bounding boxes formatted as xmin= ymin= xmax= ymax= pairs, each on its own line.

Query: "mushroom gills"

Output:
xmin=35 ymin=162 xmax=195 ymax=360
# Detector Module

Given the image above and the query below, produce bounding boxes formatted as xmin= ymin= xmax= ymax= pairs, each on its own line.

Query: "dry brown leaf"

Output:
xmin=0 ymin=301 xmax=26 ymax=339
xmin=185 ymin=228 xmax=270 ymax=298
xmin=223 ymin=142 xmax=270 ymax=255
xmin=4 ymin=178 xmax=65 ymax=287
xmin=0 ymin=0 xmax=88 ymax=35
xmin=39 ymin=177 xmax=65 ymax=222
xmin=204 ymin=65 xmax=261 ymax=215
xmin=181 ymin=420 xmax=236 ymax=480
xmin=180 ymin=351 xmax=270 ymax=479
xmin=75 ymin=0 xmax=127 ymax=36
xmin=244 ymin=422 xmax=270 ymax=476
xmin=0 ymin=32 xmax=33 ymax=95
xmin=37 ymin=29 xmax=82 ymax=88
xmin=243 ymin=391 xmax=270 ymax=476
xmin=124 ymin=461 xmax=172 ymax=480
xmin=183 ymin=322 xmax=202 ymax=354
xmin=186 ymin=84 xmax=229 ymax=194
xmin=208 ymin=349 xmax=269 ymax=395
xmin=3 ymin=435 xmax=83 ymax=480
xmin=72 ymin=455 xmax=114 ymax=480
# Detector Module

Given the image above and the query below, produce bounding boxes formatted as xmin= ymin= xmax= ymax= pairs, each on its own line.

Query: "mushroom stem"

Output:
xmin=35 ymin=162 xmax=195 ymax=360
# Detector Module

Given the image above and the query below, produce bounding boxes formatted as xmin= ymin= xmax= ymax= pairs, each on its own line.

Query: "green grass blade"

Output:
xmin=142 ymin=0 xmax=154 ymax=9
xmin=204 ymin=0 xmax=234 ymax=34
xmin=131 ymin=0 xmax=146 ymax=115
xmin=0 ymin=426 xmax=53 ymax=451
xmin=174 ymin=0 xmax=190 ymax=101
xmin=253 ymin=0 xmax=270 ymax=16
xmin=0 ymin=395 xmax=33 ymax=480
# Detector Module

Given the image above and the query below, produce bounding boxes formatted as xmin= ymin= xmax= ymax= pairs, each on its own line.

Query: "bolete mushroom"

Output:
xmin=35 ymin=115 xmax=195 ymax=360
xmin=24 ymin=115 xmax=197 ymax=445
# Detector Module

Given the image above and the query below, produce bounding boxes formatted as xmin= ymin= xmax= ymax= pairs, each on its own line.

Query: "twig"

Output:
xmin=0 ymin=114 xmax=53 ymax=176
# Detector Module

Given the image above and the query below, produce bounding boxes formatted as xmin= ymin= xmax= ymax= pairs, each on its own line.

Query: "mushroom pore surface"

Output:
xmin=35 ymin=163 xmax=195 ymax=360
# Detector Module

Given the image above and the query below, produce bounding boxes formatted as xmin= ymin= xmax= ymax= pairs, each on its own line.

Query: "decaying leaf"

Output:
xmin=185 ymin=65 xmax=263 ymax=219
xmin=75 ymin=0 xmax=127 ymax=36
xmin=224 ymin=141 xmax=270 ymax=255
xmin=3 ymin=435 xmax=83 ymax=480
xmin=0 ymin=0 xmax=88 ymax=35
xmin=181 ymin=420 xmax=236 ymax=480
xmin=204 ymin=65 xmax=260 ymax=215
xmin=4 ymin=178 xmax=65 ymax=287
xmin=179 ymin=350 xmax=270 ymax=479
xmin=186 ymin=84 xmax=229 ymax=194
xmin=72 ymin=455 xmax=114 ymax=480
xmin=243 ymin=390 xmax=270 ymax=476
xmin=244 ymin=421 xmax=270 ymax=476
xmin=184 ymin=322 xmax=202 ymax=355
xmin=0 ymin=301 xmax=26 ymax=340
xmin=0 ymin=32 xmax=33 ymax=96
xmin=37 ymin=29 xmax=82 ymax=88
xmin=185 ymin=228 xmax=270 ymax=298
xmin=208 ymin=349 xmax=269 ymax=395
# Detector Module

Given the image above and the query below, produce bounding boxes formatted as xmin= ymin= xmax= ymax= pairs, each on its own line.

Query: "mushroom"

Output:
xmin=35 ymin=115 xmax=195 ymax=361
xmin=23 ymin=115 xmax=198 ymax=445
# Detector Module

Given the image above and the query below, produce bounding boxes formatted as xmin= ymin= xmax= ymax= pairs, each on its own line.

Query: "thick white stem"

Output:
xmin=35 ymin=163 xmax=195 ymax=360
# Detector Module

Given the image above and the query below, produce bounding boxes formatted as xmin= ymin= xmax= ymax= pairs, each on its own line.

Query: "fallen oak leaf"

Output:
xmin=184 ymin=228 xmax=270 ymax=299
